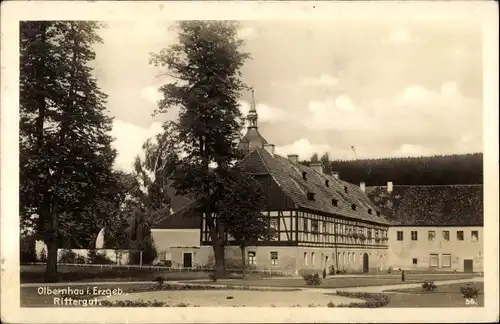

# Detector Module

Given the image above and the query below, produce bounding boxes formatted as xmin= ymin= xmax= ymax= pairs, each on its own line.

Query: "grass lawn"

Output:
xmin=189 ymin=273 xmax=479 ymax=289
xmin=384 ymin=282 xmax=484 ymax=307
xmin=21 ymin=265 xmax=212 ymax=284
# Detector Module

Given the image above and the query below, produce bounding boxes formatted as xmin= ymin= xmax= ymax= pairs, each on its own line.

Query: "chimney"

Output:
xmin=332 ymin=171 xmax=340 ymax=180
xmin=387 ymin=181 xmax=393 ymax=193
xmin=310 ymin=162 xmax=324 ymax=174
xmin=287 ymin=154 xmax=299 ymax=164
xmin=360 ymin=182 xmax=366 ymax=193
xmin=263 ymin=144 xmax=275 ymax=156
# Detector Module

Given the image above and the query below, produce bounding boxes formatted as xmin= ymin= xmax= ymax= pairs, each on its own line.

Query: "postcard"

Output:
xmin=1 ymin=1 xmax=498 ymax=323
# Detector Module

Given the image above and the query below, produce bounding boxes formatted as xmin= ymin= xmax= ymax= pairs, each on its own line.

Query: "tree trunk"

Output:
xmin=213 ymin=242 xmax=225 ymax=278
xmin=240 ymin=245 xmax=246 ymax=275
xmin=45 ymin=239 xmax=58 ymax=282
xmin=44 ymin=195 xmax=59 ymax=282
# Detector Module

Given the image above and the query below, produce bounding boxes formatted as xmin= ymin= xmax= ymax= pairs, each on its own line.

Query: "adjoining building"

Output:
xmin=366 ymin=183 xmax=483 ymax=272
xmin=152 ymin=93 xmax=390 ymax=274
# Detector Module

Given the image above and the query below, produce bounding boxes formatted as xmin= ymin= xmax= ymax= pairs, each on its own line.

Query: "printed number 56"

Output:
xmin=465 ymin=298 xmax=477 ymax=305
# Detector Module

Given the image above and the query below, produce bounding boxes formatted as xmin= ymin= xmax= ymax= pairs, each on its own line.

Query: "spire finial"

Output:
xmin=247 ymin=87 xmax=258 ymax=127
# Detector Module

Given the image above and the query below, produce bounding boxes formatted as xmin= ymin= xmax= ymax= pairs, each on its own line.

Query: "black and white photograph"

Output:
xmin=1 ymin=1 xmax=498 ymax=323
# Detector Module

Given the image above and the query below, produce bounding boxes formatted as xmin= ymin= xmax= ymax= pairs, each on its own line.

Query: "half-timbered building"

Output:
xmin=152 ymin=95 xmax=391 ymax=274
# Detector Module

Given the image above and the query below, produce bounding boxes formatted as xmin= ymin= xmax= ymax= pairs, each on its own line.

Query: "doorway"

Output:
xmin=183 ymin=252 xmax=193 ymax=268
xmin=363 ymin=253 xmax=369 ymax=273
xmin=463 ymin=259 xmax=473 ymax=273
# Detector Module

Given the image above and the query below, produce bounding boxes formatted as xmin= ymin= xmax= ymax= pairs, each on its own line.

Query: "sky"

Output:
xmin=91 ymin=21 xmax=483 ymax=173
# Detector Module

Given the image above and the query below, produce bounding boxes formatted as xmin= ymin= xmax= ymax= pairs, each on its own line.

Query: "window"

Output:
xmin=270 ymin=252 xmax=278 ymax=265
xmin=302 ymin=171 xmax=307 ymax=180
xmin=304 ymin=252 xmax=308 ymax=266
xmin=270 ymin=218 xmax=279 ymax=231
xmin=332 ymin=198 xmax=338 ymax=206
xmin=325 ymin=180 xmax=329 ymax=187
xmin=442 ymin=254 xmax=451 ymax=268
xmin=411 ymin=231 xmax=418 ymax=241
xmin=311 ymin=252 xmax=315 ymax=265
xmin=412 ymin=258 xmax=418 ymax=265
xmin=368 ymin=208 xmax=372 ymax=215
xmin=457 ymin=230 xmax=464 ymax=241
xmin=428 ymin=231 xmax=435 ymax=241
xmin=351 ymin=204 xmax=357 ymax=211
xmin=344 ymin=186 xmax=348 ymax=193
xmin=397 ymin=231 xmax=404 ymax=241
xmin=322 ymin=222 xmax=327 ymax=234
xmin=367 ymin=230 xmax=372 ymax=240
xmin=307 ymin=192 xmax=315 ymax=201
xmin=429 ymin=254 xmax=439 ymax=267
xmin=303 ymin=219 xmax=308 ymax=231
xmin=442 ymin=230 xmax=450 ymax=241
xmin=248 ymin=252 xmax=256 ymax=265
xmin=311 ymin=220 xmax=319 ymax=233
xmin=471 ymin=231 xmax=479 ymax=242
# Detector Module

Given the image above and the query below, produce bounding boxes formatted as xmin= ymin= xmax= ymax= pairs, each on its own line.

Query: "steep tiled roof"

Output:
xmin=152 ymin=184 xmax=200 ymax=229
xmin=153 ymin=203 xmax=201 ymax=229
xmin=245 ymin=148 xmax=389 ymax=225
xmin=366 ymin=185 xmax=483 ymax=226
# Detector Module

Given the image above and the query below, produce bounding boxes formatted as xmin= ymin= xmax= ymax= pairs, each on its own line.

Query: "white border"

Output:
xmin=1 ymin=1 xmax=498 ymax=323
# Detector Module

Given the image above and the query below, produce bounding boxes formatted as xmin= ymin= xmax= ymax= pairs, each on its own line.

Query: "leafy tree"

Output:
xmin=20 ymin=21 xmax=116 ymax=282
xmin=311 ymin=153 xmax=319 ymax=163
xmin=320 ymin=152 xmax=332 ymax=175
xmin=149 ymin=21 xmax=250 ymax=276
xmin=216 ymin=170 xmax=275 ymax=273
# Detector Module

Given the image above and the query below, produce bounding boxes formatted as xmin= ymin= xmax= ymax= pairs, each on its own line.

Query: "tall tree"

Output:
xmin=320 ymin=152 xmax=332 ymax=175
xmin=310 ymin=153 xmax=319 ymax=163
xmin=150 ymin=21 xmax=250 ymax=276
xmin=20 ymin=21 xmax=116 ymax=281
xmin=216 ymin=170 xmax=274 ymax=274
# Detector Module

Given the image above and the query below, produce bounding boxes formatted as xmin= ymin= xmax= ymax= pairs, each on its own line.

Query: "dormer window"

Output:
xmin=332 ymin=198 xmax=338 ymax=206
xmin=376 ymin=211 xmax=381 ymax=217
xmin=351 ymin=204 xmax=357 ymax=211
xmin=302 ymin=171 xmax=307 ymax=180
xmin=344 ymin=186 xmax=348 ymax=193
xmin=325 ymin=180 xmax=329 ymax=187
xmin=307 ymin=192 xmax=315 ymax=201
xmin=368 ymin=208 xmax=373 ymax=215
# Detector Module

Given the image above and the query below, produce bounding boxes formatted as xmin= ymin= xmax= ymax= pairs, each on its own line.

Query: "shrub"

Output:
xmin=153 ymin=276 xmax=165 ymax=286
xmin=303 ymin=273 xmax=321 ymax=286
xmin=387 ymin=266 xmax=393 ymax=274
xmin=421 ymin=281 xmax=437 ymax=292
xmin=87 ymin=250 xmax=114 ymax=264
xmin=335 ymin=270 xmax=342 ymax=275
xmin=328 ymin=265 xmax=335 ymax=275
xmin=322 ymin=268 xmax=327 ymax=279
xmin=39 ymin=247 xmax=48 ymax=262
xmin=58 ymin=249 xmax=87 ymax=264
xmin=334 ymin=291 xmax=390 ymax=308
xmin=209 ymin=272 xmax=218 ymax=282
xmin=460 ymin=284 xmax=479 ymax=298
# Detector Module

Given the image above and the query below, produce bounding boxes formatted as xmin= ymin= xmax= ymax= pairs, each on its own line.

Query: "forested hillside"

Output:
xmin=301 ymin=153 xmax=483 ymax=186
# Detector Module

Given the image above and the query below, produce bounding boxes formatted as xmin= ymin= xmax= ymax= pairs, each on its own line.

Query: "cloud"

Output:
xmin=271 ymin=73 xmax=338 ymax=88
xmin=110 ymin=120 xmax=163 ymax=173
xmin=141 ymin=86 xmax=163 ymax=105
xmin=392 ymin=143 xmax=433 ymax=157
xmin=238 ymin=100 xmax=287 ymax=123
xmin=387 ymin=27 xmax=412 ymax=44
xmin=275 ymin=138 xmax=332 ymax=161
xmin=303 ymin=95 xmax=372 ymax=131
xmin=298 ymin=73 xmax=339 ymax=87
xmin=237 ymin=27 xmax=256 ymax=40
